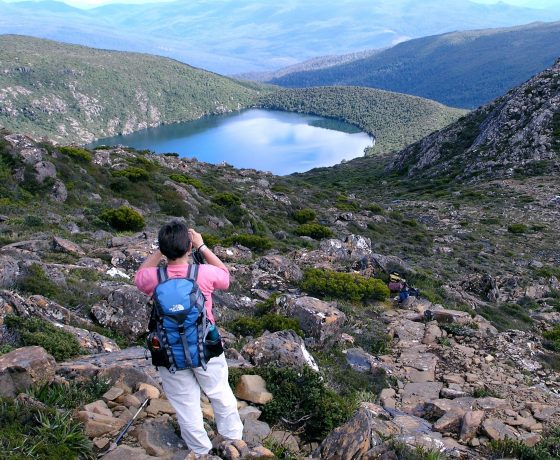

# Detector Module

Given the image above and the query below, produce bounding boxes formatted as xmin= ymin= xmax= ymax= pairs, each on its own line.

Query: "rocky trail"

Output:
xmin=1 ymin=229 xmax=559 ymax=459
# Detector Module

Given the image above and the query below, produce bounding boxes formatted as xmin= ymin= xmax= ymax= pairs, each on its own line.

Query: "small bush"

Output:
xmin=111 ymin=167 xmax=149 ymax=182
xmin=487 ymin=426 xmax=560 ymax=459
xmin=228 ymin=313 xmax=303 ymax=337
xmin=223 ymin=234 xmax=272 ymax=252
xmin=366 ymin=203 xmax=384 ymax=214
xmin=295 ymin=223 xmax=333 ymax=240
xmin=229 ymin=366 xmax=355 ymax=440
xmin=163 ymin=152 xmax=179 ymax=157
xmin=0 ymin=344 xmax=14 ymax=355
xmin=169 ymin=173 xmax=205 ymax=191
xmin=533 ymin=265 xmax=560 ymax=279
xmin=201 ymin=234 xmax=221 ymax=249
xmin=213 ymin=192 xmax=241 ymax=207
xmin=293 ymin=209 xmax=316 ymax=224
xmin=508 ymin=223 xmax=528 ymax=234
xmin=543 ymin=325 xmax=560 ymax=352
xmin=4 ymin=315 xmax=82 ymax=361
xmin=99 ymin=206 xmax=145 ymax=231
xmin=17 ymin=264 xmax=60 ymax=299
xmin=58 ymin=146 xmax=92 ymax=162
xmin=301 ymin=268 xmax=389 ymax=302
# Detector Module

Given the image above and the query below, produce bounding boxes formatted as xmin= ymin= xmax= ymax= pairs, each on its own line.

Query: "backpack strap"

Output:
xmin=177 ymin=324 xmax=193 ymax=368
xmin=157 ymin=266 xmax=168 ymax=283
xmin=186 ymin=264 xmax=199 ymax=281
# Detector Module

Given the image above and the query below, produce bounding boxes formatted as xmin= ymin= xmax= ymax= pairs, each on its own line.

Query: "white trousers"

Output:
xmin=159 ymin=354 xmax=244 ymax=455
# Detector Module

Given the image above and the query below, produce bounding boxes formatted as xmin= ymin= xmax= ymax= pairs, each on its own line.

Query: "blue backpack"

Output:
xmin=146 ymin=265 xmax=223 ymax=373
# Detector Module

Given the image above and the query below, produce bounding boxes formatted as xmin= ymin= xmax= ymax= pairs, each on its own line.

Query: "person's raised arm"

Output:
xmin=188 ymin=228 xmax=228 ymax=272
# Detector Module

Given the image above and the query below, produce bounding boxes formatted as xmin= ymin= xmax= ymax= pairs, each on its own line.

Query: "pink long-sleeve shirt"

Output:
xmin=134 ymin=264 xmax=229 ymax=324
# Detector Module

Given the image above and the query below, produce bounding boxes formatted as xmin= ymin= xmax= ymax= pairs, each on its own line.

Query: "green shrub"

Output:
xmin=508 ymin=223 xmax=528 ymax=234
xmin=0 ymin=398 xmax=94 ymax=460
xmin=17 ymin=264 xmax=60 ymax=298
xmin=169 ymin=173 xmax=205 ymax=191
xmin=295 ymin=223 xmax=333 ymax=240
xmin=4 ymin=315 xmax=82 ymax=361
xmin=223 ymin=234 xmax=272 ymax=252
xmin=543 ymin=325 xmax=560 ymax=352
xmin=228 ymin=313 xmax=303 ymax=337
xmin=24 ymin=215 xmax=44 ymax=227
xmin=366 ymin=203 xmax=384 ymax=214
xmin=28 ymin=377 xmax=110 ymax=410
xmin=293 ymin=208 xmax=316 ymax=224
xmin=111 ymin=167 xmax=149 ymax=182
xmin=156 ymin=188 xmax=190 ymax=217
xmin=487 ymin=426 xmax=560 ymax=459
xmin=533 ymin=265 xmax=560 ymax=279
xmin=100 ymin=206 xmax=145 ymax=231
xmin=301 ymin=268 xmax=390 ymax=302
xmin=0 ymin=344 xmax=14 ymax=355
xmin=163 ymin=152 xmax=179 ymax=157
xmin=213 ymin=192 xmax=241 ymax=207
xmin=229 ymin=366 xmax=355 ymax=440
xmin=58 ymin=146 xmax=93 ymax=163
xmin=202 ymin=234 xmax=221 ymax=249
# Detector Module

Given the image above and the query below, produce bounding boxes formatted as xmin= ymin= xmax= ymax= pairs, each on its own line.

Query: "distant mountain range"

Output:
xmin=260 ymin=21 xmax=560 ymax=109
xmin=1 ymin=0 xmax=560 ymax=74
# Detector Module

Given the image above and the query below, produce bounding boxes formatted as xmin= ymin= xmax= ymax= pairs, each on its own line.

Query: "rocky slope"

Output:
xmin=1 ymin=128 xmax=559 ymax=459
xmin=389 ymin=58 xmax=560 ymax=181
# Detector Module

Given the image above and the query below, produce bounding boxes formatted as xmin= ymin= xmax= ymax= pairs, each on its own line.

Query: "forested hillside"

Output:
xmin=0 ymin=35 xmax=464 ymax=153
xmin=268 ymin=21 xmax=560 ymax=109
xmin=260 ymin=87 xmax=466 ymax=154
xmin=0 ymin=35 xmax=262 ymax=144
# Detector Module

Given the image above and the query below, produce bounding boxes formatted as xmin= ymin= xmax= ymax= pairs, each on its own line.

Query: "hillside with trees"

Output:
xmin=268 ymin=21 xmax=560 ymax=109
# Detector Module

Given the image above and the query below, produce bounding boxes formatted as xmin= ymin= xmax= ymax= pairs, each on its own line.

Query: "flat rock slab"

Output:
xmin=134 ymin=417 xmax=185 ymax=457
xmin=102 ymin=445 xmax=160 ymax=460
xmin=235 ymin=374 xmax=273 ymax=405
xmin=394 ymin=320 xmax=425 ymax=345
xmin=483 ymin=418 xmax=519 ymax=441
xmin=401 ymin=382 xmax=444 ymax=416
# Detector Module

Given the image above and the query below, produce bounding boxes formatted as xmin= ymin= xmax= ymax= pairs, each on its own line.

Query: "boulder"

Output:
xmin=0 ymin=255 xmax=19 ymax=288
xmin=317 ymin=403 xmax=404 ymax=459
xmin=101 ymin=445 xmax=160 ymax=460
xmin=460 ymin=410 xmax=485 ymax=441
xmin=52 ymin=236 xmax=85 ymax=256
xmin=146 ymin=398 xmax=175 ymax=416
xmin=33 ymin=160 xmax=56 ymax=183
xmin=134 ymin=417 xmax=185 ymax=456
xmin=238 ymin=405 xmax=262 ymax=422
xmin=213 ymin=245 xmax=253 ymax=263
xmin=401 ymin=382 xmax=444 ymax=416
xmin=276 ymin=295 xmax=346 ymax=344
xmin=422 ymin=322 xmax=442 ymax=345
xmin=393 ymin=319 xmax=425 ymax=345
xmin=91 ymin=285 xmax=150 ymax=340
xmin=242 ymin=419 xmax=271 ymax=445
xmin=235 ymin=375 xmax=273 ymax=404
xmin=83 ymin=399 xmax=113 ymax=417
xmin=433 ymin=409 xmax=465 ymax=433
xmin=241 ymin=330 xmax=318 ymax=370
xmin=51 ymin=180 xmax=68 ymax=202
xmin=482 ymin=417 xmax=519 ymax=441
xmin=254 ymin=255 xmax=303 ymax=283
xmin=0 ymin=346 xmax=56 ymax=397
xmin=266 ymin=430 xmax=300 ymax=454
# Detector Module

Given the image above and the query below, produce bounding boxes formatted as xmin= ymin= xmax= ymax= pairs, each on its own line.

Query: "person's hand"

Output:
xmin=188 ymin=228 xmax=204 ymax=249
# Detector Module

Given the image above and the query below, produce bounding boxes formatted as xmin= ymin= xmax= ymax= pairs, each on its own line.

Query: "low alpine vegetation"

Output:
xmin=294 ymin=223 xmax=333 ymax=239
xmin=99 ymin=206 xmax=145 ymax=231
xmin=301 ymin=268 xmax=389 ymax=302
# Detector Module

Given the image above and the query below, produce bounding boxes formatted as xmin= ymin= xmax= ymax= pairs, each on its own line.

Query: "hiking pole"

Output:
xmin=100 ymin=397 xmax=149 ymax=458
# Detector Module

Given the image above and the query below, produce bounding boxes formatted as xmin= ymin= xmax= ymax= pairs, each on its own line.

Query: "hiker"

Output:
xmin=135 ymin=220 xmax=243 ymax=455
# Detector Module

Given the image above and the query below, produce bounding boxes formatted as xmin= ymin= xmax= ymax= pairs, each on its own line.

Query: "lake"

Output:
xmin=89 ymin=109 xmax=373 ymax=175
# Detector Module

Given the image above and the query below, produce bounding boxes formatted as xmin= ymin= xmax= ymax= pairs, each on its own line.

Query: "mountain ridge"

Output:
xmin=266 ymin=20 xmax=560 ymax=109
xmin=1 ymin=0 xmax=560 ymax=73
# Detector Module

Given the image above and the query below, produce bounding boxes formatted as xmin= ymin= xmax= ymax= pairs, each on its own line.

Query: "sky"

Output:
xmin=2 ymin=0 xmax=559 ymax=8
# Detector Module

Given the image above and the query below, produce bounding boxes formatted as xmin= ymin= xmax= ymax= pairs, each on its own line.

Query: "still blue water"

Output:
xmin=89 ymin=109 xmax=373 ymax=175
